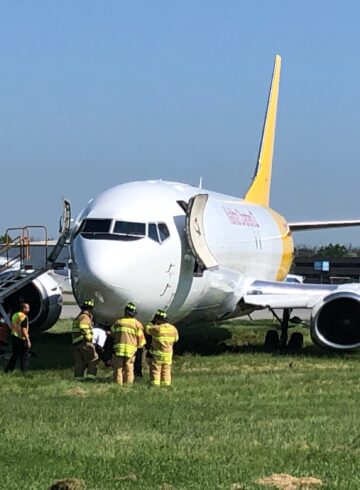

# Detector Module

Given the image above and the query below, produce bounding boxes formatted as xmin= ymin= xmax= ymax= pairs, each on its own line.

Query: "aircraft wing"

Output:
xmin=243 ymin=279 xmax=339 ymax=309
xmin=289 ymin=220 xmax=360 ymax=231
xmin=240 ymin=279 xmax=360 ymax=351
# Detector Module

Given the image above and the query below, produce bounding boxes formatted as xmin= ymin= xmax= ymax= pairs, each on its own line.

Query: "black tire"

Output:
xmin=264 ymin=330 xmax=279 ymax=352
xmin=288 ymin=332 xmax=304 ymax=351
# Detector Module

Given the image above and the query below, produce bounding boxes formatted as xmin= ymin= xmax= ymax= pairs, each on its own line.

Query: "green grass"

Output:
xmin=1 ymin=320 xmax=360 ymax=489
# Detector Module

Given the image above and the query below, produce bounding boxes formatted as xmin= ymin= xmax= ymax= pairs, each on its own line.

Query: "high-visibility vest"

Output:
xmin=11 ymin=312 xmax=28 ymax=340
xmin=72 ymin=312 xmax=93 ymax=345
xmin=145 ymin=323 xmax=179 ymax=365
xmin=111 ymin=317 xmax=145 ymax=357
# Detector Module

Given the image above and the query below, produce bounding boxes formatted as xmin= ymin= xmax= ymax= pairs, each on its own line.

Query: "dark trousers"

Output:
xmin=134 ymin=348 xmax=144 ymax=378
xmin=5 ymin=336 xmax=30 ymax=372
xmin=101 ymin=336 xmax=114 ymax=364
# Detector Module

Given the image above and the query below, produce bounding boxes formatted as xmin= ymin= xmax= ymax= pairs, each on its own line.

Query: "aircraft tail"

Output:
xmin=244 ymin=55 xmax=281 ymax=207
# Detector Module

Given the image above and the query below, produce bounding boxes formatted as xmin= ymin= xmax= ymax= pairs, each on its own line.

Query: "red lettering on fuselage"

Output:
xmin=223 ymin=207 xmax=260 ymax=228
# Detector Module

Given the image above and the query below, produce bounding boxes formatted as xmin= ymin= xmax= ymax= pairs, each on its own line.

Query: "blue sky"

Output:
xmin=1 ymin=1 xmax=359 ymax=245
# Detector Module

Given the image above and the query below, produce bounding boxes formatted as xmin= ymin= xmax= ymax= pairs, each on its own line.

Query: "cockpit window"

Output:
xmin=79 ymin=218 xmax=168 ymax=243
xmin=148 ymin=222 xmax=170 ymax=244
xmin=149 ymin=223 xmax=160 ymax=243
xmin=158 ymin=223 xmax=170 ymax=242
xmin=81 ymin=219 xmax=112 ymax=233
xmin=113 ymin=221 xmax=146 ymax=237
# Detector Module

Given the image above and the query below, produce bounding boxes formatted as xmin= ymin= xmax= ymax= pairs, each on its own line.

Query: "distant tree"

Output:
xmin=0 ymin=234 xmax=11 ymax=244
xmin=349 ymin=245 xmax=360 ymax=257
xmin=294 ymin=245 xmax=317 ymax=257
xmin=315 ymin=243 xmax=348 ymax=258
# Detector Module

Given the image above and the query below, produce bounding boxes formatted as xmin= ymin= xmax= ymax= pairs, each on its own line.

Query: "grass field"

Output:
xmin=1 ymin=320 xmax=360 ymax=489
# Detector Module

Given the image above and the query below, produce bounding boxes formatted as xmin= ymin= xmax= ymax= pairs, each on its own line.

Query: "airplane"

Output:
xmin=68 ymin=55 xmax=360 ymax=352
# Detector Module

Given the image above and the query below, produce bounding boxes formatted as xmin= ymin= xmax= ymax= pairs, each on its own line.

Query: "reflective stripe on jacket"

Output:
xmin=111 ymin=317 xmax=145 ymax=357
xmin=11 ymin=312 xmax=28 ymax=340
xmin=72 ymin=312 xmax=93 ymax=345
xmin=145 ymin=323 xmax=179 ymax=365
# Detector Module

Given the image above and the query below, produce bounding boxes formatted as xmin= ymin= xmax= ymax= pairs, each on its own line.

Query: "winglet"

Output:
xmin=244 ymin=55 xmax=281 ymax=207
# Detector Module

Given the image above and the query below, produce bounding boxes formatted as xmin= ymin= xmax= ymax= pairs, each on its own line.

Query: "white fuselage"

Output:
xmin=70 ymin=181 xmax=293 ymax=325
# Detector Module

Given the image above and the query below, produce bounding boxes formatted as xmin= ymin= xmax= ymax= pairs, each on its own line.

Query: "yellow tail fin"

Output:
xmin=244 ymin=55 xmax=281 ymax=207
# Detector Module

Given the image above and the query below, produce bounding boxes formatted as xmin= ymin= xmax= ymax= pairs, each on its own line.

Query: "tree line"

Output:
xmin=295 ymin=243 xmax=360 ymax=258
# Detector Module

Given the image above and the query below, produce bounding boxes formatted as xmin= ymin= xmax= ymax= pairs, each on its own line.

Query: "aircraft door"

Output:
xmin=185 ymin=194 xmax=218 ymax=271
xmin=48 ymin=199 xmax=71 ymax=264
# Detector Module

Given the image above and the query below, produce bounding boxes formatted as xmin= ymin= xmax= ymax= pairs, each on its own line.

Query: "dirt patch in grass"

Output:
xmin=91 ymin=384 xmax=114 ymax=394
xmin=116 ymin=473 xmax=137 ymax=482
xmin=48 ymin=478 xmax=85 ymax=490
xmin=257 ymin=473 xmax=323 ymax=489
xmin=66 ymin=387 xmax=87 ymax=397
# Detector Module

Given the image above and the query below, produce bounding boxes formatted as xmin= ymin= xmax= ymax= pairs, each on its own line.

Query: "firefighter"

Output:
xmin=146 ymin=309 xmax=179 ymax=387
xmin=4 ymin=303 xmax=31 ymax=373
xmin=72 ymin=299 xmax=98 ymax=381
xmin=111 ymin=302 xmax=145 ymax=385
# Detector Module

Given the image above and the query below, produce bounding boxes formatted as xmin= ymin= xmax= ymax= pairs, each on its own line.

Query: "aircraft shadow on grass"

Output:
xmin=176 ymin=324 xmax=353 ymax=359
xmin=0 ymin=325 xmax=353 ymax=372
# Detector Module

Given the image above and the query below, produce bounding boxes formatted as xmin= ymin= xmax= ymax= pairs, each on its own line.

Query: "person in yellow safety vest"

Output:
xmin=72 ymin=299 xmax=99 ymax=381
xmin=4 ymin=303 xmax=31 ymax=373
xmin=111 ymin=302 xmax=145 ymax=385
xmin=145 ymin=309 xmax=179 ymax=387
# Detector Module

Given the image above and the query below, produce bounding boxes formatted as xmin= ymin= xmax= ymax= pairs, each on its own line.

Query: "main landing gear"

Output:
xmin=264 ymin=308 xmax=304 ymax=352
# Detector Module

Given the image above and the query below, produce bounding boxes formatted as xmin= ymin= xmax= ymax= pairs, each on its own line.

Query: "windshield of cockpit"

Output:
xmin=78 ymin=219 xmax=170 ymax=243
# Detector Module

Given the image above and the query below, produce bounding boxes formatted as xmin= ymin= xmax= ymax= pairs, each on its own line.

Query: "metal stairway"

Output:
xmin=0 ymin=200 xmax=71 ymax=322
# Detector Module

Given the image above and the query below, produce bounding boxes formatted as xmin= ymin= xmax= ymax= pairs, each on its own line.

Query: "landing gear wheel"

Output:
xmin=288 ymin=332 xmax=304 ymax=352
xmin=264 ymin=330 xmax=280 ymax=352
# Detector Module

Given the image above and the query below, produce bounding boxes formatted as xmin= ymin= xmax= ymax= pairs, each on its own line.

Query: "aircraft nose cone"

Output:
xmin=70 ymin=230 xmax=179 ymax=326
xmin=70 ymin=237 xmax=138 ymax=323
xmin=73 ymin=237 xmax=139 ymax=286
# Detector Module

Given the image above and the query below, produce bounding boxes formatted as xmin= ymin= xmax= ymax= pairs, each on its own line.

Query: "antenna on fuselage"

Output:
xmin=198 ymin=176 xmax=203 ymax=189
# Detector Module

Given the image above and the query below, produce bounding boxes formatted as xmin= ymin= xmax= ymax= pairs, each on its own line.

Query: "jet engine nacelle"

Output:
xmin=3 ymin=273 xmax=62 ymax=334
xmin=311 ymin=291 xmax=360 ymax=350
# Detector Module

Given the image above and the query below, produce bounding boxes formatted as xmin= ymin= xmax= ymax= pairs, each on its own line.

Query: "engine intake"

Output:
xmin=3 ymin=273 xmax=62 ymax=334
xmin=311 ymin=292 xmax=360 ymax=350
